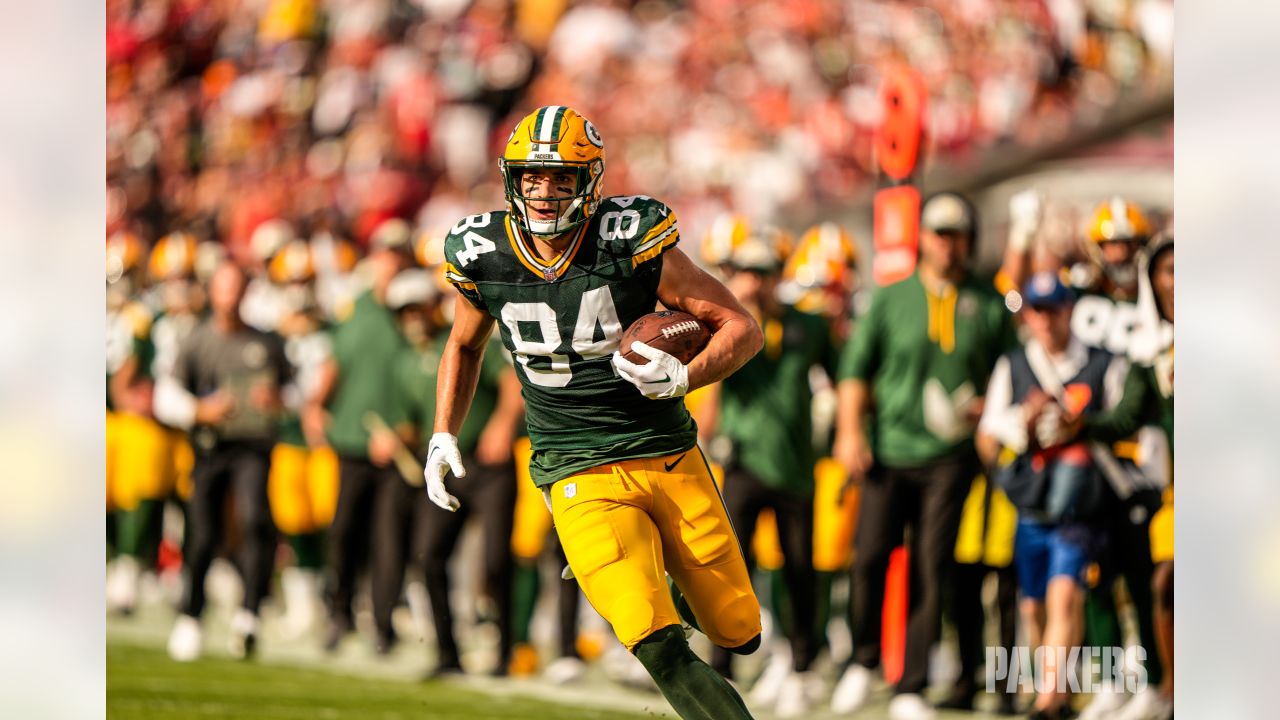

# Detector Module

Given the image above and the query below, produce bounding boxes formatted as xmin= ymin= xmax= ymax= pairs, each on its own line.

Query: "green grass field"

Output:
xmin=107 ymin=642 xmax=661 ymax=720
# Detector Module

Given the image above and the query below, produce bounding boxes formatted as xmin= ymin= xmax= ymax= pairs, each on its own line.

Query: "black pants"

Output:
xmin=326 ymin=455 xmax=416 ymax=639
xmin=180 ymin=442 xmax=276 ymax=618
xmin=1092 ymin=487 xmax=1164 ymax=685
xmin=712 ymin=466 xmax=817 ymax=676
xmin=948 ymin=561 xmax=1018 ymax=694
xmin=848 ymin=454 xmax=975 ymax=695
xmin=414 ymin=458 xmax=517 ymax=668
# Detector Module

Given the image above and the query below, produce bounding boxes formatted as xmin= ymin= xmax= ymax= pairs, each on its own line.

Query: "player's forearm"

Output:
xmin=835 ymin=378 xmax=870 ymax=440
xmin=304 ymin=358 xmax=338 ymax=413
xmin=434 ymin=339 xmax=486 ymax=436
xmin=685 ymin=313 xmax=762 ymax=390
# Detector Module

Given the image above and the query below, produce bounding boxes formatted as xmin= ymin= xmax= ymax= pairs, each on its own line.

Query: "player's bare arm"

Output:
xmin=433 ymin=295 xmax=496 ymax=437
xmin=656 ymin=247 xmax=764 ymax=390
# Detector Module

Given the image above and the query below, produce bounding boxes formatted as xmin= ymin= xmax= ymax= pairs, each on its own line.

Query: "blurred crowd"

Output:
xmin=107 ymin=0 xmax=1173 ymax=256
xmin=106 ymin=1 xmax=1175 ymax=719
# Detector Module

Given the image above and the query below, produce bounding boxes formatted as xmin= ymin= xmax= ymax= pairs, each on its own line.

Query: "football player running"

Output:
xmin=425 ymin=106 xmax=764 ymax=720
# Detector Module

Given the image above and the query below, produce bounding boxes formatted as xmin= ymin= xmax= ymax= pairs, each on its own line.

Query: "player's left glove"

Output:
xmin=611 ymin=341 xmax=690 ymax=399
xmin=423 ymin=432 xmax=463 ymax=511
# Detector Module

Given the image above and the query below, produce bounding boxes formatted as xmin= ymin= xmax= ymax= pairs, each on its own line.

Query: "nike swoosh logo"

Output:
xmin=664 ymin=453 xmax=687 ymax=472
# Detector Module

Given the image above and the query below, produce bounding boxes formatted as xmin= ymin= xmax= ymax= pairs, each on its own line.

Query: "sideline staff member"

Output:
xmin=156 ymin=261 xmax=290 ymax=661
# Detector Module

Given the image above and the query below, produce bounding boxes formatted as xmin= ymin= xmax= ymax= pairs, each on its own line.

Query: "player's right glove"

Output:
xmin=423 ymin=432 xmax=464 ymax=511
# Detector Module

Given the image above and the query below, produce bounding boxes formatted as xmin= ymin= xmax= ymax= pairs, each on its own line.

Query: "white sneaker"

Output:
xmin=228 ymin=609 xmax=260 ymax=659
xmin=279 ymin=568 xmax=321 ymax=639
xmin=167 ymin=614 xmax=202 ymax=662
xmin=1113 ymin=687 xmax=1173 ymax=720
xmin=888 ymin=693 xmax=937 ymax=720
xmin=1079 ymin=681 xmax=1130 ymax=719
xmin=830 ymin=663 xmax=873 ymax=713
xmin=775 ymin=672 xmax=813 ymax=718
xmin=106 ymin=556 xmax=140 ymax=614
xmin=543 ymin=656 xmax=587 ymax=685
xmin=748 ymin=647 xmax=791 ymax=706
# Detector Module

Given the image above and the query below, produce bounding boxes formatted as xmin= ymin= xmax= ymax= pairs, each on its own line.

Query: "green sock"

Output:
xmin=668 ymin=577 xmax=702 ymax=633
xmin=512 ymin=562 xmax=541 ymax=644
xmin=768 ymin=569 xmax=792 ymax=637
xmin=289 ymin=532 xmax=326 ymax=570
xmin=116 ymin=499 xmax=163 ymax=564
xmin=1084 ymin=586 xmax=1122 ymax=649
xmin=633 ymin=625 xmax=755 ymax=720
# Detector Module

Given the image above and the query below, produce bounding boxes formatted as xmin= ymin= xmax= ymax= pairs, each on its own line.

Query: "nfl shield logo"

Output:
xmin=564 ymin=483 xmax=577 ymax=499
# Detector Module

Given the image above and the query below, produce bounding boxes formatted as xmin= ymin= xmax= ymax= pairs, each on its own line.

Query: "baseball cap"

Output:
xmin=1021 ymin=271 xmax=1075 ymax=308
xmin=370 ymin=218 xmax=413 ymax=252
xmin=386 ymin=269 xmax=438 ymax=310
xmin=921 ymin=192 xmax=974 ymax=235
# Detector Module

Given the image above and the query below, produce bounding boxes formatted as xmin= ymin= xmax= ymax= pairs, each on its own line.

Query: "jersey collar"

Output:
xmin=505 ymin=214 xmax=587 ymax=282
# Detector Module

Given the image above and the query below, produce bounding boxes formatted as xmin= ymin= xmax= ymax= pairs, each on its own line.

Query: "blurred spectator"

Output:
xmin=831 ymin=192 xmax=1016 ymax=719
xmin=106 ymin=0 xmax=1172 ymax=251
xmin=155 ymin=261 xmax=290 ymax=662
xmin=304 ymin=223 xmax=417 ymax=655
xmin=978 ymin=271 xmax=1128 ymax=719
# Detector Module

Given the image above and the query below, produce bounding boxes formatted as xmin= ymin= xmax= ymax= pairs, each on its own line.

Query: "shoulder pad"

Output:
xmin=598 ymin=195 xmax=680 ymax=264
xmin=442 ymin=210 xmax=509 ymax=278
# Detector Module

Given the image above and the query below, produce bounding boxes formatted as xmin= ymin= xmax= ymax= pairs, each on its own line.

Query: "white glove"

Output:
xmin=1035 ymin=403 xmax=1071 ymax=449
xmin=423 ymin=432 xmax=463 ymax=511
xmin=1008 ymin=189 xmax=1044 ymax=252
xmin=611 ymin=341 xmax=690 ymax=399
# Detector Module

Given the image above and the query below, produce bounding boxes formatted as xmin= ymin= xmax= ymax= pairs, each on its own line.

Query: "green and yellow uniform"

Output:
xmin=268 ymin=329 xmax=340 ymax=539
xmin=444 ymin=197 xmax=697 ymax=487
xmin=443 ymin=196 xmax=758 ymax=653
xmin=718 ymin=306 xmax=837 ymax=495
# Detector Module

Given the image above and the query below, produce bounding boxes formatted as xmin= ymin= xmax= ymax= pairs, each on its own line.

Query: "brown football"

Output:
xmin=619 ymin=310 xmax=712 ymax=364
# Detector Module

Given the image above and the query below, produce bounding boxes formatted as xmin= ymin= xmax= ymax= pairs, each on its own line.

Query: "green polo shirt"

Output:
xmin=394 ymin=333 xmax=512 ymax=457
xmin=838 ymin=271 xmax=1016 ymax=466
xmin=719 ymin=306 xmax=838 ymax=494
xmin=325 ymin=290 xmax=409 ymax=457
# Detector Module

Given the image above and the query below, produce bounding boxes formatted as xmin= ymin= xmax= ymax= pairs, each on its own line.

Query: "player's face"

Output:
xmin=1151 ymin=249 xmax=1174 ymax=323
xmin=919 ymin=229 xmax=969 ymax=276
xmin=520 ymin=169 xmax=578 ymax=223
xmin=209 ymin=263 xmax=247 ymax=317
xmin=1100 ymin=239 xmax=1139 ymax=268
xmin=725 ymin=267 xmax=778 ymax=308
xmin=1024 ymin=302 xmax=1073 ymax=351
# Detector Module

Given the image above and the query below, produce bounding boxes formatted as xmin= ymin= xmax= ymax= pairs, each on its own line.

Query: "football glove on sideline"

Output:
xmin=611 ymin=341 xmax=689 ymax=399
xmin=423 ymin=432 xmax=463 ymax=511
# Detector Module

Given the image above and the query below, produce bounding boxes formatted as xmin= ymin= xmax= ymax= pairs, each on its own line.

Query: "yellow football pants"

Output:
xmin=953 ymin=475 xmax=1018 ymax=568
xmin=1150 ymin=488 xmax=1173 ymax=563
xmin=549 ymin=449 xmax=761 ymax=651
xmin=268 ymin=443 xmax=340 ymax=535
xmin=745 ymin=457 xmax=861 ymax=572
xmin=109 ymin=411 xmax=176 ymax=511
xmin=511 ymin=437 xmax=553 ymax=560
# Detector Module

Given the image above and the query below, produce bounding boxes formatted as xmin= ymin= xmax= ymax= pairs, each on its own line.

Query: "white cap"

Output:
xmin=371 ymin=218 xmax=413 ymax=251
xmin=386 ymin=269 xmax=438 ymax=310
xmin=251 ymin=219 xmax=295 ymax=261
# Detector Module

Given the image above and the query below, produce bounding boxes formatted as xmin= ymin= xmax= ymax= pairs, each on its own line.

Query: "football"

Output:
xmin=619 ymin=310 xmax=712 ymax=364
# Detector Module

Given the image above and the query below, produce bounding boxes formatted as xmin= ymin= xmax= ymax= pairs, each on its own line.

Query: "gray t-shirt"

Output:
xmin=174 ymin=319 xmax=290 ymax=446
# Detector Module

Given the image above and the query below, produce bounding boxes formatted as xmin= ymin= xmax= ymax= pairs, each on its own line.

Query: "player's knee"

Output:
xmin=708 ymin=593 xmax=761 ymax=652
xmin=725 ymin=632 xmax=761 ymax=656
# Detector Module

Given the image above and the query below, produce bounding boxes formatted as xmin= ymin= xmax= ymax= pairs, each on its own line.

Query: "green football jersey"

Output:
xmin=718 ymin=306 xmax=837 ymax=494
xmin=442 ymin=195 xmax=697 ymax=487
